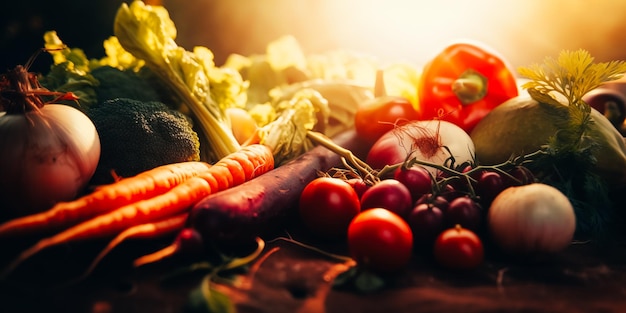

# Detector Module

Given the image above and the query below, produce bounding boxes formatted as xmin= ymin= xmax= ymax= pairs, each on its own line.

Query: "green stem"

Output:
xmin=307 ymin=130 xmax=548 ymax=196
xmin=306 ymin=131 xmax=377 ymax=180
xmin=452 ymin=69 xmax=488 ymax=105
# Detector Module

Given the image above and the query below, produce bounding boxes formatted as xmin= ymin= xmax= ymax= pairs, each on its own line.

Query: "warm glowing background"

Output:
xmin=2 ymin=0 xmax=626 ymax=72
xmin=165 ymin=0 xmax=626 ymax=69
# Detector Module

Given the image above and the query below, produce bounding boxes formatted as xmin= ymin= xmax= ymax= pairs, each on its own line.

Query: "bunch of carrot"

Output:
xmin=0 ymin=143 xmax=274 ymax=279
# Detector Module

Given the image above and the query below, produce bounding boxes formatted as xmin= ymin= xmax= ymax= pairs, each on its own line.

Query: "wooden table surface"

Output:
xmin=2 ymin=221 xmax=626 ymax=313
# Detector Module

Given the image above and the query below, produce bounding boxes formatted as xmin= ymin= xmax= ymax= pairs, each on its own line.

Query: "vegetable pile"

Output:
xmin=1 ymin=0 xmax=626 ymax=304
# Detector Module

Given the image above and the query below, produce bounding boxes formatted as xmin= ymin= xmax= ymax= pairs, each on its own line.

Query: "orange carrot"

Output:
xmin=132 ymin=242 xmax=179 ymax=268
xmin=0 ymin=161 xmax=212 ymax=238
xmin=71 ymin=213 xmax=189 ymax=284
xmin=0 ymin=176 xmax=210 ymax=279
xmin=0 ymin=144 xmax=274 ymax=278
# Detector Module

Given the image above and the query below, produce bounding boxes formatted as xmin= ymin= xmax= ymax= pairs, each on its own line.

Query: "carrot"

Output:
xmin=0 ymin=144 xmax=274 ymax=279
xmin=71 ymin=213 xmax=189 ymax=284
xmin=132 ymin=240 xmax=179 ymax=268
xmin=0 ymin=176 xmax=210 ymax=279
xmin=0 ymin=161 xmax=212 ymax=238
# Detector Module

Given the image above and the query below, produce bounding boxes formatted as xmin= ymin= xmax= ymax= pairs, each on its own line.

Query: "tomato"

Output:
xmin=354 ymin=95 xmax=419 ymax=143
xmin=407 ymin=203 xmax=445 ymax=246
xmin=445 ymin=196 xmax=483 ymax=231
xmin=475 ymin=170 xmax=506 ymax=206
xmin=360 ymin=179 xmax=413 ymax=218
xmin=505 ymin=165 xmax=536 ymax=186
xmin=347 ymin=208 xmax=413 ymax=272
xmin=394 ymin=165 xmax=433 ymax=203
xmin=346 ymin=177 xmax=371 ymax=199
xmin=418 ymin=41 xmax=519 ymax=133
xmin=433 ymin=225 xmax=484 ymax=270
xmin=298 ymin=177 xmax=361 ymax=238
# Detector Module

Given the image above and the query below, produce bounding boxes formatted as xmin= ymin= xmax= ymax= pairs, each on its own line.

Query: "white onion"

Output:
xmin=488 ymin=183 xmax=576 ymax=255
xmin=366 ymin=120 xmax=476 ymax=176
xmin=0 ymin=68 xmax=100 ymax=218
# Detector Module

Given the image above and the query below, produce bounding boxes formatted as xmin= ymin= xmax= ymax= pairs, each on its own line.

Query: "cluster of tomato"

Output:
xmin=298 ymin=162 xmax=535 ymax=273
xmin=298 ymin=41 xmax=527 ymax=273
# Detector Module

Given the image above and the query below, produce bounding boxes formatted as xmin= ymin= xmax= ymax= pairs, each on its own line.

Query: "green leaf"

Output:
xmin=114 ymin=1 xmax=243 ymax=162
xmin=332 ymin=265 xmax=359 ymax=287
xmin=331 ymin=265 xmax=387 ymax=294
xmin=528 ymin=88 xmax=563 ymax=108
xmin=520 ymin=49 xmax=626 ymax=105
xmin=220 ymin=237 xmax=266 ymax=271
xmin=354 ymin=270 xmax=386 ymax=293
xmin=519 ymin=50 xmax=626 ymax=154
xmin=184 ymin=278 xmax=235 ymax=313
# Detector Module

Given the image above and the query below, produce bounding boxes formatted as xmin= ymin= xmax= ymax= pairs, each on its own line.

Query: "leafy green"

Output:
xmin=112 ymin=2 xmax=329 ymax=163
xmin=40 ymin=1 xmax=413 ymax=165
xmin=256 ymin=89 xmax=325 ymax=165
xmin=518 ymin=50 xmax=626 ymax=240
xmin=185 ymin=280 xmax=235 ymax=313
xmin=113 ymin=1 xmax=245 ymax=162
xmin=174 ymin=238 xmax=266 ymax=313
xmin=519 ymin=50 xmax=626 ymax=156
xmin=39 ymin=31 xmax=98 ymax=109
xmin=40 ymin=31 xmax=159 ymax=110
xmin=333 ymin=265 xmax=387 ymax=294
xmin=225 ymin=35 xmax=419 ymax=112
xmin=519 ymin=50 xmax=626 ymax=105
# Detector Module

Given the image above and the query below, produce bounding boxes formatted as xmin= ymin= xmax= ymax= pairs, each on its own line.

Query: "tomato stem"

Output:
xmin=378 ymin=148 xmax=547 ymax=198
xmin=306 ymin=131 xmax=378 ymax=182
xmin=452 ymin=69 xmax=488 ymax=105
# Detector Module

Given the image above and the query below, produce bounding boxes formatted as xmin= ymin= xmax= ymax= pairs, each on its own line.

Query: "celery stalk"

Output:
xmin=113 ymin=1 xmax=240 ymax=162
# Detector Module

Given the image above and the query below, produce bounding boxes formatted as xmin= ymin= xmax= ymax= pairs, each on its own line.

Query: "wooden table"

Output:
xmin=2 ymin=224 xmax=626 ymax=313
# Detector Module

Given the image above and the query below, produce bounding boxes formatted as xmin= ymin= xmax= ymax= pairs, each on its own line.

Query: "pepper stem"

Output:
xmin=452 ymin=69 xmax=488 ymax=105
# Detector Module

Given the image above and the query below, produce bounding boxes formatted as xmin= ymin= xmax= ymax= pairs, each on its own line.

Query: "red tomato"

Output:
xmin=354 ymin=95 xmax=419 ymax=143
xmin=394 ymin=165 xmax=433 ymax=203
xmin=433 ymin=225 xmax=484 ymax=270
xmin=346 ymin=177 xmax=371 ymax=199
xmin=360 ymin=179 xmax=413 ymax=218
xmin=299 ymin=177 xmax=361 ymax=238
xmin=347 ymin=208 xmax=413 ymax=272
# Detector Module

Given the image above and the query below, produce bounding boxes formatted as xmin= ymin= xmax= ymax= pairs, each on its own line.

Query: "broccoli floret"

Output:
xmin=87 ymin=98 xmax=201 ymax=185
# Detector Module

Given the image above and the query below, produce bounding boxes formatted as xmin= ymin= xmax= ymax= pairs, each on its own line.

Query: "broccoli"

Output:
xmin=86 ymin=98 xmax=201 ymax=185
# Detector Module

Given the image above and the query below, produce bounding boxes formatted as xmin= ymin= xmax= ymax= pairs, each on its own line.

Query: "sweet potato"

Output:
xmin=189 ymin=129 xmax=370 ymax=244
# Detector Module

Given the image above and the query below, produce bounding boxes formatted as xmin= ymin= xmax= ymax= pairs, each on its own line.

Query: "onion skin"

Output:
xmin=0 ymin=104 xmax=101 ymax=218
xmin=487 ymin=183 xmax=576 ymax=255
xmin=366 ymin=120 xmax=475 ymax=176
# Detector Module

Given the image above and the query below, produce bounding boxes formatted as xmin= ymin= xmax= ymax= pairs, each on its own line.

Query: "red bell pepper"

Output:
xmin=417 ymin=42 xmax=519 ymax=133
